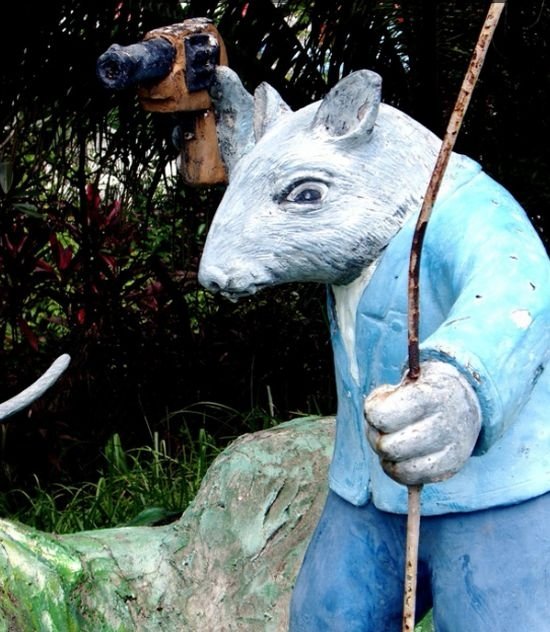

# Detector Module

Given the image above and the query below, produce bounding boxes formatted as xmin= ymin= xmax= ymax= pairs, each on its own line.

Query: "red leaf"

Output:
xmin=34 ymin=259 xmax=55 ymax=274
xmin=85 ymin=183 xmax=101 ymax=210
xmin=58 ymin=245 xmax=73 ymax=271
xmin=105 ymin=200 xmax=121 ymax=225
xmin=3 ymin=233 xmax=28 ymax=256
xmin=49 ymin=232 xmax=59 ymax=248
xmin=76 ymin=308 xmax=86 ymax=325
xmin=99 ymin=252 xmax=116 ymax=272
xmin=141 ymin=295 xmax=159 ymax=311
xmin=50 ymin=233 xmax=73 ymax=270
xmin=18 ymin=319 xmax=39 ymax=351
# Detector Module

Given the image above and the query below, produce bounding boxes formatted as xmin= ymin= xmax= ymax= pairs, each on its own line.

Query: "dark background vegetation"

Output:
xmin=1 ymin=0 xmax=548 ymax=495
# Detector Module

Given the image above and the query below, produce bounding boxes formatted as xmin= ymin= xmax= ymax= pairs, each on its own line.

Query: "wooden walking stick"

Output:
xmin=402 ymin=3 xmax=507 ymax=630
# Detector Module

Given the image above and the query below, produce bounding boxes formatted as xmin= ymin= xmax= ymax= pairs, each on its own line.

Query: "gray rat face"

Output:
xmin=199 ymin=69 xmax=439 ymax=299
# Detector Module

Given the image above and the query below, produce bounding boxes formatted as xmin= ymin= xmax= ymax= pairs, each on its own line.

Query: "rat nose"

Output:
xmin=198 ymin=264 xmax=230 ymax=294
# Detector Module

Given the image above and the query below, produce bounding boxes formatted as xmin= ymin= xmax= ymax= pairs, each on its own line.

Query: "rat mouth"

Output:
xmin=219 ymin=283 xmax=268 ymax=302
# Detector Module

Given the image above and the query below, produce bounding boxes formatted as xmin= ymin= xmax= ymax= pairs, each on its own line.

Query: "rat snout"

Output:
xmin=198 ymin=263 xmax=232 ymax=294
xmin=198 ymin=260 xmax=271 ymax=299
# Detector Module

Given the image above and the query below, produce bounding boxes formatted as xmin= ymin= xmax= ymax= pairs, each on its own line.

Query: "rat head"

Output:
xmin=199 ymin=68 xmax=440 ymax=299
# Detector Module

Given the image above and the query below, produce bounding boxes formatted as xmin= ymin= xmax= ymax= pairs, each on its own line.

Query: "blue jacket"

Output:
xmin=328 ymin=156 xmax=550 ymax=515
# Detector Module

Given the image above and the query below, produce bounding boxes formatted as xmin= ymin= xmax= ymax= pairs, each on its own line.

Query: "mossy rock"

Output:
xmin=0 ymin=416 xmax=335 ymax=631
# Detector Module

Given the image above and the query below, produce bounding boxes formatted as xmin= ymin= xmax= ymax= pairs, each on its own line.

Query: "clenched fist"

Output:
xmin=364 ymin=361 xmax=482 ymax=486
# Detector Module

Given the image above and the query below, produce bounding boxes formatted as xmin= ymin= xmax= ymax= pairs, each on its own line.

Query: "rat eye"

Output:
xmin=285 ymin=181 xmax=328 ymax=205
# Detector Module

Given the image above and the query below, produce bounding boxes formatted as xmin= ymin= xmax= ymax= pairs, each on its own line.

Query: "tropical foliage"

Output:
xmin=1 ymin=1 xmax=548 ymax=495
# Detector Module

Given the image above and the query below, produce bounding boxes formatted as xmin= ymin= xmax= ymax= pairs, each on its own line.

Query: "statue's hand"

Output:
xmin=364 ymin=361 xmax=481 ymax=486
xmin=172 ymin=66 xmax=254 ymax=172
xmin=207 ymin=66 xmax=255 ymax=172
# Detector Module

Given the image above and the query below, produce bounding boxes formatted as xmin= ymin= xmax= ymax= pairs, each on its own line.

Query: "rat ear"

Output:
xmin=312 ymin=70 xmax=382 ymax=143
xmin=253 ymin=82 xmax=292 ymax=141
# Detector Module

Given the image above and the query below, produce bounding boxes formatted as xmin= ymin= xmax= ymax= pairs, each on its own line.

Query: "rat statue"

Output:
xmin=198 ymin=66 xmax=550 ymax=631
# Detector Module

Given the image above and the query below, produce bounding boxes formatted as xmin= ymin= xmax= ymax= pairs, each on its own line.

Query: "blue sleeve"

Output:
xmin=419 ymin=172 xmax=550 ymax=453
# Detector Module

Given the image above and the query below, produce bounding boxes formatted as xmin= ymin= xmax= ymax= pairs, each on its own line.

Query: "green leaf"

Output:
xmin=123 ymin=506 xmax=181 ymax=527
xmin=0 ymin=161 xmax=14 ymax=194
xmin=13 ymin=202 xmax=42 ymax=218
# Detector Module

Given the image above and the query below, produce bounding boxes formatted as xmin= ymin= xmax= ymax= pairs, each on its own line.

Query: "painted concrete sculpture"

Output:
xmin=199 ymin=67 xmax=550 ymax=630
xmin=1 ymin=67 xmax=549 ymax=631
xmin=0 ymin=354 xmax=70 ymax=423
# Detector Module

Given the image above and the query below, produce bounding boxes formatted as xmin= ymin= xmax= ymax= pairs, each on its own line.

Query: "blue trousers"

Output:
xmin=289 ymin=490 xmax=550 ymax=631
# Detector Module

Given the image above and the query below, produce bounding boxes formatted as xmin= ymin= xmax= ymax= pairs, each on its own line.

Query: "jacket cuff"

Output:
xmin=419 ymin=343 xmax=504 ymax=454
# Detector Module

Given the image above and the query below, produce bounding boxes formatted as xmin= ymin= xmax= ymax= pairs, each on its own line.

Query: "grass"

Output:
xmin=0 ymin=402 xmax=282 ymax=533
xmin=0 ymin=425 xmax=220 ymax=533
xmin=416 ymin=610 xmax=434 ymax=631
